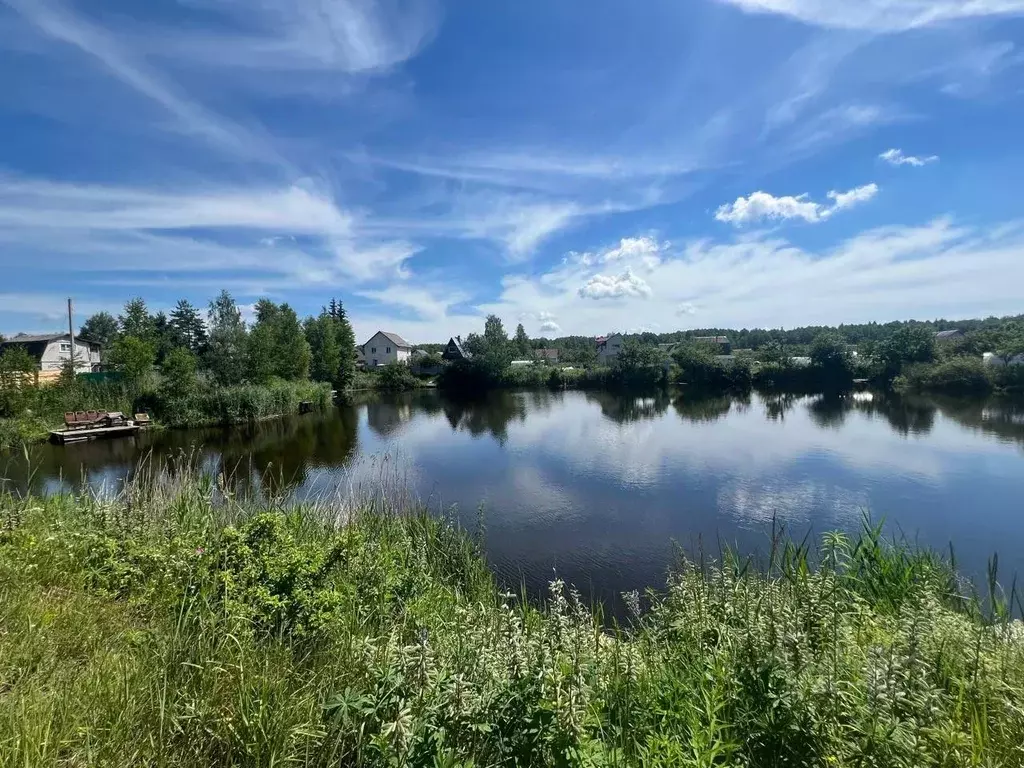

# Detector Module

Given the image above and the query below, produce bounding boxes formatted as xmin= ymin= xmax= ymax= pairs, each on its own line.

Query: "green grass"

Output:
xmin=2 ymin=467 xmax=1024 ymax=766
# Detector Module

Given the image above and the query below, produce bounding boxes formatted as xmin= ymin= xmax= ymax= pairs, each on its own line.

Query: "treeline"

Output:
xmin=0 ymin=292 xmax=358 ymax=447
xmin=75 ymin=292 xmax=357 ymax=391
xmin=536 ymin=313 xmax=1024 ymax=357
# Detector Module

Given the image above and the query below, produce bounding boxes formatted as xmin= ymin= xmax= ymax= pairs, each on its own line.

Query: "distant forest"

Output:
xmin=532 ymin=314 xmax=1024 ymax=366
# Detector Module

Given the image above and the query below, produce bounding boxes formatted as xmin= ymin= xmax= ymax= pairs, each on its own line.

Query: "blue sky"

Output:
xmin=1 ymin=0 xmax=1023 ymax=344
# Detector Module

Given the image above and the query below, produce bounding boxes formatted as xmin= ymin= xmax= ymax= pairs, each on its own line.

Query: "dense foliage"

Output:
xmin=0 ymin=292 xmax=356 ymax=448
xmin=2 ymin=469 xmax=1023 ymax=766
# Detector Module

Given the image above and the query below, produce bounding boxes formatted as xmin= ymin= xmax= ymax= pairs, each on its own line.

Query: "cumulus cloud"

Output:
xmin=539 ymin=320 xmax=562 ymax=334
xmin=677 ymin=302 xmax=698 ymax=316
xmin=713 ymin=0 xmax=1024 ymax=32
xmin=576 ymin=235 xmax=669 ymax=268
xmin=828 ymin=183 xmax=880 ymax=211
xmin=578 ymin=269 xmax=653 ymax=300
xmin=715 ymin=184 xmax=878 ymax=226
xmin=715 ymin=191 xmax=824 ymax=225
xmin=879 ymin=148 xmax=939 ymax=167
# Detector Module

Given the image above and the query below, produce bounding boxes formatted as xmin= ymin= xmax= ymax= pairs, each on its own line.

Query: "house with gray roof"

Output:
xmin=0 ymin=332 xmax=102 ymax=373
xmin=360 ymin=331 xmax=412 ymax=368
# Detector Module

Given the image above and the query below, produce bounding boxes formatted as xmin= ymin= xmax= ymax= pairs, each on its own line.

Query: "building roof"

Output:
xmin=444 ymin=336 xmax=471 ymax=359
xmin=935 ymin=329 xmax=962 ymax=339
xmin=1 ymin=332 xmax=100 ymax=346
xmin=365 ymin=330 xmax=411 ymax=349
xmin=694 ymin=336 xmax=730 ymax=344
xmin=534 ymin=348 xmax=559 ymax=360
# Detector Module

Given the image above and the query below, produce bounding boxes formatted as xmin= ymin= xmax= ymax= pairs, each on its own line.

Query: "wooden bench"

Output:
xmin=64 ymin=411 xmax=108 ymax=430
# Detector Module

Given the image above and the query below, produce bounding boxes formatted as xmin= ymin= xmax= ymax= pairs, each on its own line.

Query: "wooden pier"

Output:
xmin=50 ymin=423 xmax=143 ymax=445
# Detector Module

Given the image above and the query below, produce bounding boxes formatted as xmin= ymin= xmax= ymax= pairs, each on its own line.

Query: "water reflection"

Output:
xmin=3 ymin=389 xmax=1024 ymax=610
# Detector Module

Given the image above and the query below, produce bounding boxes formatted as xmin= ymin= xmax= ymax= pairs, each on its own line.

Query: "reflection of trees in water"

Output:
xmin=763 ymin=392 xmax=799 ymax=422
xmin=214 ymin=407 xmax=360 ymax=497
xmin=672 ymin=393 xmax=734 ymax=423
xmin=852 ymin=393 xmax=936 ymax=436
xmin=928 ymin=396 xmax=1024 ymax=449
xmin=807 ymin=394 xmax=850 ymax=430
xmin=440 ymin=391 xmax=528 ymax=444
xmin=584 ymin=390 xmax=671 ymax=424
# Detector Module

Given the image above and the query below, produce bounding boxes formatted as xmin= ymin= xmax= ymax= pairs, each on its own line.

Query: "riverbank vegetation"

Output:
xmin=2 ymin=466 xmax=1023 ymax=766
xmin=0 ymin=293 xmax=353 ymax=449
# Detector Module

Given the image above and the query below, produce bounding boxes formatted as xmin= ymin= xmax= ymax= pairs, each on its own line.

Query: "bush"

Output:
xmin=900 ymin=357 xmax=993 ymax=395
xmin=376 ymin=362 xmax=420 ymax=391
xmin=673 ymin=342 xmax=751 ymax=391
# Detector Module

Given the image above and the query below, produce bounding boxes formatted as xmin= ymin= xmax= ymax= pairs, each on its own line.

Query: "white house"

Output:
xmin=596 ymin=333 xmax=625 ymax=364
xmin=983 ymin=352 xmax=1024 ymax=367
xmin=0 ymin=332 xmax=102 ymax=373
xmin=361 ymin=331 xmax=412 ymax=368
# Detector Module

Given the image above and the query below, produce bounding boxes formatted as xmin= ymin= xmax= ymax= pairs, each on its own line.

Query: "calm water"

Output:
xmin=3 ymin=390 xmax=1024 ymax=607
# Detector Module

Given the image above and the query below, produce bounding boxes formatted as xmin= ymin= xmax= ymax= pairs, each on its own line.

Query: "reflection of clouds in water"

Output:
xmin=718 ymin=478 xmax=869 ymax=529
xmin=491 ymin=393 xmax=1018 ymax=487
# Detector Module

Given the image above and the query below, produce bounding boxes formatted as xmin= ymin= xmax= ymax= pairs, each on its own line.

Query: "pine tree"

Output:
xmin=206 ymin=290 xmax=247 ymax=386
xmin=119 ymin=298 xmax=154 ymax=342
xmin=169 ymin=300 xmax=208 ymax=356
xmin=330 ymin=298 xmax=357 ymax=389
xmin=514 ymin=323 xmax=531 ymax=358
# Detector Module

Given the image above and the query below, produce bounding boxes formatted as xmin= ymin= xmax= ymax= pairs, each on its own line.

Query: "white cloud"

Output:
xmin=477 ymin=217 xmax=1024 ymax=341
xmin=677 ymin=302 xmax=698 ymax=316
xmin=879 ymin=148 xmax=939 ymax=167
xmin=3 ymin=0 xmax=281 ymax=163
xmin=715 ymin=184 xmax=878 ymax=226
xmin=162 ymin=0 xmax=439 ymax=75
xmin=715 ymin=191 xmax=825 ymax=225
xmin=539 ymin=320 xmax=562 ymax=334
xmin=0 ymin=178 xmax=415 ymax=284
xmin=578 ymin=236 xmax=669 ymax=268
xmin=714 ymin=0 xmax=1024 ymax=31
xmin=578 ymin=269 xmax=653 ymax=300
xmin=827 ymin=183 xmax=880 ymax=210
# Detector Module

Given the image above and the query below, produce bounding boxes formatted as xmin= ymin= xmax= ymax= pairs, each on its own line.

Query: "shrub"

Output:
xmin=377 ymin=362 xmax=420 ymax=391
xmin=900 ymin=357 xmax=993 ymax=395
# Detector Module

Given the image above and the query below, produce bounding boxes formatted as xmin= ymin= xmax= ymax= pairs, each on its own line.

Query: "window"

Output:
xmin=371 ymin=347 xmax=376 ymax=353
xmin=386 ymin=346 xmax=391 ymax=353
xmin=59 ymin=342 xmax=71 ymax=352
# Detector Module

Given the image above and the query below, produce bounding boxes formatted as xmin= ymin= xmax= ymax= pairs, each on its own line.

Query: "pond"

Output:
xmin=3 ymin=389 xmax=1024 ymax=609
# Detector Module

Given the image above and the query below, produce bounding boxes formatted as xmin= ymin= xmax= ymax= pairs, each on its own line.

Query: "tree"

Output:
xmin=160 ymin=347 xmax=198 ymax=401
xmin=514 ymin=323 xmax=531 ymax=358
xmin=877 ymin=325 xmax=936 ymax=381
xmin=306 ymin=314 xmax=342 ymax=384
xmin=119 ymin=298 xmax=154 ymax=342
xmin=169 ymin=300 xmax=208 ymax=356
xmin=79 ymin=311 xmax=119 ymax=350
xmin=484 ymin=315 xmax=508 ymax=348
xmin=151 ymin=311 xmax=180 ymax=364
xmin=0 ymin=346 xmax=36 ymax=417
xmin=246 ymin=300 xmax=311 ymax=382
xmin=275 ymin=304 xmax=311 ymax=380
xmin=206 ymin=290 xmax=248 ymax=386
xmin=809 ymin=331 xmax=854 ymax=391
xmin=108 ymin=336 xmax=156 ymax=384
xmin=326 ymin=298 xmax=357 ymax=389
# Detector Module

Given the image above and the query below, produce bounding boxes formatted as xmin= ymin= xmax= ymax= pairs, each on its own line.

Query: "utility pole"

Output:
xmin=67 ymin=297 xmax=76 ymax=372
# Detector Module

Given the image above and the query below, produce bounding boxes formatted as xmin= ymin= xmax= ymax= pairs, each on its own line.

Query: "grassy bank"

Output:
xmin=0 ymin=379 xmax=331 ymax=450
xmin=2 ymin=469 xmax=1023 ymax=766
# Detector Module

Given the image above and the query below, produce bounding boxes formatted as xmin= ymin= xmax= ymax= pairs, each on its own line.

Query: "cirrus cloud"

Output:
xmin=713 ymin=0 xmax=1024 ymax=31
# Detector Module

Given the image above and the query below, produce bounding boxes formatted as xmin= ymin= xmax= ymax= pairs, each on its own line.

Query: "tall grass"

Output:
xmin=1 ymin=464 xmax=1023 ymax=766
